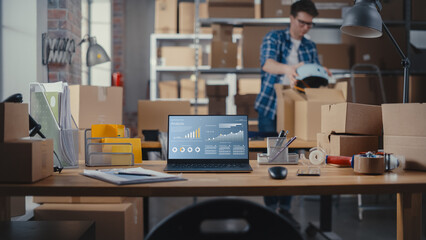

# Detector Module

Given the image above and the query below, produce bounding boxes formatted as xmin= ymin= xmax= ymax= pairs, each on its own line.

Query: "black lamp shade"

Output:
xmin=86 ymin=37 xmax=110 ymax=67
xmin=340 ymin=0 xmax=383 ymax=38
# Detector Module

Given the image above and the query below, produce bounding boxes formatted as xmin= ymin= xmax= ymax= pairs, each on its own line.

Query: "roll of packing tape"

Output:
xmin=353 ymin=154 xmax=385 ymax=174
xmin=309 ymin=148 xmax=326 ymax=165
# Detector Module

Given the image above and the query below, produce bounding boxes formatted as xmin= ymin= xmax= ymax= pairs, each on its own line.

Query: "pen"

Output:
xmin=270 ymin=130 xmax=285 ymax=157
xmin=270 ymin=136 xmax=297 ymax=162
xmin=116 ymin=172 xmax=152 ymax=176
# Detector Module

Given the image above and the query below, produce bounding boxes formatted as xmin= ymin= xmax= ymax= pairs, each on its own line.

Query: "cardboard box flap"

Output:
xmin=334 ymin=81 xmax=348 ymax=101
xmin=305 ymin=88 xmax=345 ymax=102
xmin=283 ymin=89 xmax=306 ymax=101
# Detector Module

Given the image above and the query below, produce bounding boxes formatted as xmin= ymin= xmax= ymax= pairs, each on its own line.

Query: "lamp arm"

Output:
xmin=382 ymin=22 xmax=410 ymax=103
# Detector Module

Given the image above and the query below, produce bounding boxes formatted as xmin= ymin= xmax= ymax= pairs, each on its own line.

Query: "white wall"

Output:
xmin=0 ymin=0 xmax=47 ymax=103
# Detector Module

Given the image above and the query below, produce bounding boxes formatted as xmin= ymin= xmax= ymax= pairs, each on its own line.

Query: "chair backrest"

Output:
xmin=145 ymin=198 xmax=303 ymax=240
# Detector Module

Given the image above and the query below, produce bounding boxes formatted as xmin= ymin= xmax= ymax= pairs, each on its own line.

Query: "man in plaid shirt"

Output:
xmin=255 ymin=0 xmax=330 ymax=230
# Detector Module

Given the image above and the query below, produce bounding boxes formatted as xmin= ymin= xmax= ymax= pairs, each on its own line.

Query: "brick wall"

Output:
xmin=47 ymin=0 xmax=81 ymax=84
xmin=112 ymin=0 xmax=125 ymax=78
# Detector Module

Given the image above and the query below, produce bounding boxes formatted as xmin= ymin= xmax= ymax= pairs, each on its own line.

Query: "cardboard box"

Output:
xmin=316 ymin=44 xmax=352 ymax=69
xmin=249 ymin=120 xmax=258 ymax=132
xmin=69 ymin=85 xmax=123 ymax=129
xmin=155 ymin=0 xmax=177 ymax=33
xmin=159 ymin=46 xmax=199 ymax=67
xmin=235 ymin=94 xmax=258 ymax=119
xmin=382 ymin=103 xmax=426 ymax=137
xmin=275 ymin=82 xmax=347 ymax=140
xmin=0 ymin=138 xmax=53 ymax=183
xmin=212 ymin=24 xmax=233 ymax=42
xmin=137 ymin=100 xmax=191 ymax=136
xmin=206 ymin=85 xmax=228 ymax=98
xmin=238 ymin=78 xmax=261 ymax=95
xmin=34 ymin=198 xmax=143 ymax=240
xmin=208 ymin=0 xmax=254 ymax=18
xmin=208 ymin=97 xmax=227 ymax=115
xmin=321 ymin=102 xmax=382 ymax=135
xmin=0 ymin=103 xmax=29 ymax=142
xmin=210 ymin=41 xmax=237 ymax=68
xmin=317 ymin=133 xmax=378 ymax=157
xmin=262 ymin=0 xmax=290 ymax=18
xmin=384 ymin=135 xmax=426 ymax=171
xmin=180 ymin=78 xmax=206 ymax=99
xmin=242 ymin=26 xmax=281 ymax=68
xmin=341 ymin=27 xmax=407 ymax=70
xmin=33 ymin=196 xmax=126 ymax=204
xmin=158 ymin=80 xmax=178 ymax=99
xmin=178 ymin=2 xmax=208 ymax=34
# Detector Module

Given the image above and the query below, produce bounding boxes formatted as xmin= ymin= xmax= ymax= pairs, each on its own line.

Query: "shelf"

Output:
xmin=155 ymin=66 xmax=211 ymax=72
xmin=152 ymin=33 xmax=213 ymax=40
xmin=200 ymin=17 xmax=343 ymax=28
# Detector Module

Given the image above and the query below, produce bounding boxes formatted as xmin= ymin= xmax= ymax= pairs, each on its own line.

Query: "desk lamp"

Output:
xmin=340 ymin=0 xmax=410 ymax=103
xmin=79 ymin=35 xmax=110 ymax=67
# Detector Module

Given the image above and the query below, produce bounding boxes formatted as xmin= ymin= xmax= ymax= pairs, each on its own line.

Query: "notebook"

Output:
xmin=164 ymin=115 xmax=252 ymax=172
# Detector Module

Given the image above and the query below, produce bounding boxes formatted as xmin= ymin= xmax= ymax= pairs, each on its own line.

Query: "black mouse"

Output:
xmin=268 ymin=166 xmax=288 ymax=180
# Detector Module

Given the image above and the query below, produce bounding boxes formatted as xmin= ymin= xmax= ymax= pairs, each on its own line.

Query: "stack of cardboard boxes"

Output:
xmin=234 ymin=78 xmax=261 ymax=121
xmin=318 ymin=102 xmax=382 ymax=157
xmin=0 ymin=102 xmax=54 ymax=217
xmin=274 ymin=82 xmax=348 ymax=141
xmin=207 ymin=84 xmax=228 ymax=115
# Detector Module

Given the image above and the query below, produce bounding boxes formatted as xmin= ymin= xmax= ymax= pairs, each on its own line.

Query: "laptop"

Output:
xmin=164 ymin=115 xmax=252 ymax=172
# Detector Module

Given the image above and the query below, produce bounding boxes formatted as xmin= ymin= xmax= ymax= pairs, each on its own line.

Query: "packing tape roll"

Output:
xmin=353 ymin=155 xmax=385 ymax=174
xmin=309 ymin=149 xmax=326 ymax=165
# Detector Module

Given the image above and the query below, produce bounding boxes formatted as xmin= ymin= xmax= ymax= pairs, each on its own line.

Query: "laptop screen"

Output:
xmin=168 ymin=115 xmax=249 ymax=160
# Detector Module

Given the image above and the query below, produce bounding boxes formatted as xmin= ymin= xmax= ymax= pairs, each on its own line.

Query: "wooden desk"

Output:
xmin=0 ymin=161 xmax=424 ymax=239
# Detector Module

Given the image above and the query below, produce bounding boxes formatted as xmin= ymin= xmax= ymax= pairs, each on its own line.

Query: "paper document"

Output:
xmin=82 ymin=167 xmax=186 ymax=185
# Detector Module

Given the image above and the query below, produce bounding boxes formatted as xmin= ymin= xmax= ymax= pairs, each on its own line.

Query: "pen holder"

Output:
xmin=257 ymin=137 xmax=298 ymax=165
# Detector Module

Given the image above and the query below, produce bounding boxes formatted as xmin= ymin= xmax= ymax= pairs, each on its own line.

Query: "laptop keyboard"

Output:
xmin=169 ymin=163 xmax=248 ymax=169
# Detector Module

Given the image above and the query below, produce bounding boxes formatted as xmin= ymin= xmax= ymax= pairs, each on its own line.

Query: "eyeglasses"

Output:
xmin=297 ymin=18 xmax=315 ymax=28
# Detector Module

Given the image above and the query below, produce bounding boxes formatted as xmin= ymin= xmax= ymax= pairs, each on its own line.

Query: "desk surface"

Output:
xmin=141 ymin=139 xmax=317 ymax=150
xmin=1 ymin=161 xmax=425 ymax=197
xmin=1 ymin=161 xmax=424 ymax=239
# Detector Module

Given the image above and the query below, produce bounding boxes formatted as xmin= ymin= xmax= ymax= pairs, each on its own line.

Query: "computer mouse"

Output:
xmin=268 ymin=166 xmax=288 ymax=180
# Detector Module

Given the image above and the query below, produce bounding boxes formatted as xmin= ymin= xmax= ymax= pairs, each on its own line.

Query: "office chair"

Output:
xmin=145 ymin=198 xmax=303 ymax=240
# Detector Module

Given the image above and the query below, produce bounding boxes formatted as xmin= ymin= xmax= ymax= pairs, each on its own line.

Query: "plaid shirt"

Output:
xmin=254 ymin=28 xmax=320 ymax=120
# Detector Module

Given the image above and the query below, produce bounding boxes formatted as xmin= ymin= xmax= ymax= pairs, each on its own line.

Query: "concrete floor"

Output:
xmin=149 ymin=194 xmax=426 ymax=240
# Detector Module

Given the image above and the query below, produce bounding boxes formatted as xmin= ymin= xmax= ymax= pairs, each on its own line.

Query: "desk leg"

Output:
xmin=397 ymin=192 xmax=422 ymax=240
xmin=0 ymin=196 xmax=11 ymax=221
xmin=144 ymin=197 xmax=149 ymax=236
xmin=306 ymin=195 xmax=341 ymax=240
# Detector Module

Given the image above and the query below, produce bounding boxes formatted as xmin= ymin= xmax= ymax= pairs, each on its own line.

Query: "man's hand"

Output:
xmin=284 ymin=62 xmax=304 ymax=87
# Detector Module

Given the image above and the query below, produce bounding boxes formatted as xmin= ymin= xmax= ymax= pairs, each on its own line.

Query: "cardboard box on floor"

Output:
xmin=317 ymin=133 xmax=378 ymax=157
xmin=155 ymin=0 xmax=177 ymax=33
xmin=34 ymin=198 xmax=143 ymax=240
xmin=69 ymin=85 xmax=123 ymax=129
xmin=382 ymin=103 xmax=426 ymax=170
xmin=0 ymin=138 xmax=53 ymax=183
xmin=275 ymin=82 xmax=347 ymax=141
xmin=321 ymin=102 xmax=382 ymax=136
xmin=0 ymin=103 xmax=29 ymax=142
xmin=137 ymin=100 xmax=191 ymax=137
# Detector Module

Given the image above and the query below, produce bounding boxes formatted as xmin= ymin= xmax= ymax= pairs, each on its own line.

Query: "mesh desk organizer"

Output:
xmin=30 ymin=82 xmax=78 ymax=168
xmin=84 ymin=128 xmax=134 ymax=166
